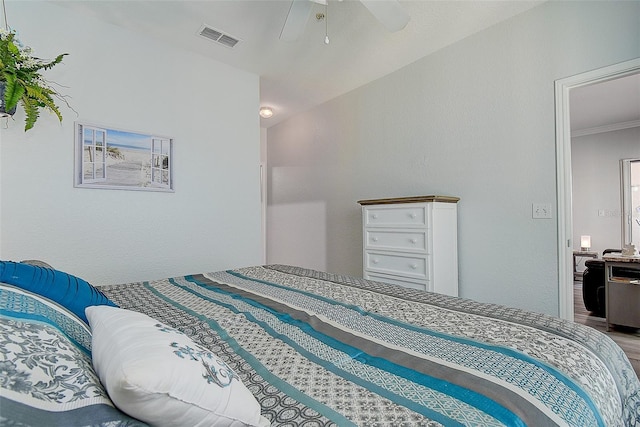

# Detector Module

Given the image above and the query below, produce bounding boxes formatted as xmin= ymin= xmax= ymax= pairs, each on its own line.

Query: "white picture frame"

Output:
xmin=74 ymin=121 xmax=174 ymax=192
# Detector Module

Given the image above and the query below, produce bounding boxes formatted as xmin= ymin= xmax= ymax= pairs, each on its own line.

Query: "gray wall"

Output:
xmin=266 ymin=1 xmax=640 ymax=315
xmin=572 ymin=127 xmax=640 ymax=257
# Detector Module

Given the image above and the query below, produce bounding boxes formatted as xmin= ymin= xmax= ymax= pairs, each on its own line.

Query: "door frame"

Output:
xmin=555 ymin=57 xmax=640 ymax=320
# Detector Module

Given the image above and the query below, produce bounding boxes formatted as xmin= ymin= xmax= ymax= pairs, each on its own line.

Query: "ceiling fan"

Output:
xmin=280 ymin=0 xmax=410 ymax=42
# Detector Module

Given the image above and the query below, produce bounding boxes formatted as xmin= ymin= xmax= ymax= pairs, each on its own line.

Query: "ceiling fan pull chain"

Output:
xmin=324 ymin=1 xmax=329 ymax=45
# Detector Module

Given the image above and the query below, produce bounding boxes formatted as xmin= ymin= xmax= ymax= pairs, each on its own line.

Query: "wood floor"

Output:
xmin=573 ymin=280 xmax=640 ymax=378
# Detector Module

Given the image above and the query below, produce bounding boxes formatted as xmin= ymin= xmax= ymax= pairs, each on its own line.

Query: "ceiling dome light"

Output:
xmin=259 ymin=107 xmax=274 ymax=119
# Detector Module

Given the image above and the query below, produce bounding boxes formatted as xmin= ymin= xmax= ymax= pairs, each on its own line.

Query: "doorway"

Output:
xmin=556 ymin=58 xmax=640 ymax=321
xmin=622 ymin=158 xmax=640 ymax=247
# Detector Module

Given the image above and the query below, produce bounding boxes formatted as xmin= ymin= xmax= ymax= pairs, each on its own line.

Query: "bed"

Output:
xmin=1 ymin=261 xmax=639 ymax=426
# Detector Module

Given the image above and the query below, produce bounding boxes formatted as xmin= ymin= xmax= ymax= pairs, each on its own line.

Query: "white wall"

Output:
xmin=0 ymin=2 xmax=262 ymax=285
xmin=633 ymin=161 xmax=640 ymax=245
xmin=266 ymin=1 xmax=640 ymax=315
xmin=260 ymin=127 xmax=268 ymax=264
xmin=572 ymin=127 xmax=640 ymax=256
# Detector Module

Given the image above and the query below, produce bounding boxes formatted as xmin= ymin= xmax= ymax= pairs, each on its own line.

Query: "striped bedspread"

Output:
xmin=100 ymin=265 xmax=640 ymax=426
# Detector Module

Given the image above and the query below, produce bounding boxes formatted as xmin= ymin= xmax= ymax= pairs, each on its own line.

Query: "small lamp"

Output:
xmin=580 ymin=235 xmax=591 ymax=251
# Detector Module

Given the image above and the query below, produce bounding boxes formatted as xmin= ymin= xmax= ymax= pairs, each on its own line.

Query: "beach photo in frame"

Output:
xmin=74 ymin=122 xmax=174 ymax=192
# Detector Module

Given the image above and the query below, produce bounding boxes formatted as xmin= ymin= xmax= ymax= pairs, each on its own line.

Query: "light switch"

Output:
xmin=532 ymin=203 xmax=552 ymax=219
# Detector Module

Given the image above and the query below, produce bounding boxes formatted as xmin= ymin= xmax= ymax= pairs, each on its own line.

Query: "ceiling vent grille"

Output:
xmin=198 ymin=25 xmax=240 ymax=48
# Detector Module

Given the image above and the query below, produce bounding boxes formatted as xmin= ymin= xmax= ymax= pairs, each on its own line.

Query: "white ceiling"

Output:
xmin=570 ymin=73 xmax=640 ymax=133
xmin=54 ymin=0 xmax=546 ymax=127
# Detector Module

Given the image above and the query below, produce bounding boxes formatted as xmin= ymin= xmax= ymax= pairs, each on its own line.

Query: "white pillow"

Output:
xmin=86 ymin=305 xmax=270 ymax=427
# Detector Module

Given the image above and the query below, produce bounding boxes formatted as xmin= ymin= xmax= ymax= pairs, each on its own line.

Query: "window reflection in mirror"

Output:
xmin=621 ymin=158 xmax=640 ymax=246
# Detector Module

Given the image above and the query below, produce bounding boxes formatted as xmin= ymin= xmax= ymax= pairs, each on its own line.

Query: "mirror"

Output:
xmin=621 ymin=158 xmax=640 ymax=246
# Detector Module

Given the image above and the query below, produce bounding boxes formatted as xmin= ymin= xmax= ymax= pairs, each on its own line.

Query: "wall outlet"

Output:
xmin=532 ymin=203 xmax=552 ymax=219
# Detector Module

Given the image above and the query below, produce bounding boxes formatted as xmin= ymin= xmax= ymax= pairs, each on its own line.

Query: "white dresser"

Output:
xmin=358 ymin=196 xmax=459 ymax=296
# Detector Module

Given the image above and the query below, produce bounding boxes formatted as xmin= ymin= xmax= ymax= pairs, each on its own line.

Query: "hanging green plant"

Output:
xmin=0 ymin=28 xmax=70 ymax=131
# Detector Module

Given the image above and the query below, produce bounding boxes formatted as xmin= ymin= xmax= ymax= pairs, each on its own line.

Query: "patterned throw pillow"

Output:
xmin=0 ymin=260 xmax=117 ymax=323
xmin=0 ymin=285 xmax=146 ymax=426
xmin=86 ymin=305 xmax=270 ymax=427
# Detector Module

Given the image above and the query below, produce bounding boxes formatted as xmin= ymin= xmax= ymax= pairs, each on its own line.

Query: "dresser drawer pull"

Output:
xmin=409 ymin=213 xmax=417 ymax=219
xmin=409 ymin=264 xmax=418 ymax=269
xmin=371 ymin=214 xmax=378 ymax=219
xmin=372 ymin=237 xmax=379 ymax=242
xmin=372 ymin=259 xmax=379 ymax=264
xmin=410 ymin=238 xmax=417 ymax=244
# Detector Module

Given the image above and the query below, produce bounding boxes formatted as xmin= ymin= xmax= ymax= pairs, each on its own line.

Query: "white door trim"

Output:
xmin=555 ymin=57 xmax=640 ymax=320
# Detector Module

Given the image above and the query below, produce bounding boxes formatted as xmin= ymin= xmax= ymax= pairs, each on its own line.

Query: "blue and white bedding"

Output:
xmin=0 ymin=283 xmax=146 ymax=426
xmin=100 ymin=265 xmax=640 ymax=427
xmin=2 ymin=262 xmax=639 ymax=426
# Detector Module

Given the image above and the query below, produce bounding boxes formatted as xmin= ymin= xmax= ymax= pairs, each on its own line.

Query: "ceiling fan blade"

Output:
xmin=359 ymin=0 xmax=410 ymax=32
xmin=280 ymin=0 xmax=313 ymax=41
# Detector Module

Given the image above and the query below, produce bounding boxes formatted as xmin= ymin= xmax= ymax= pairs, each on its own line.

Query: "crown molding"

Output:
xmin=572 ymin=119 xmax=640 ymax=138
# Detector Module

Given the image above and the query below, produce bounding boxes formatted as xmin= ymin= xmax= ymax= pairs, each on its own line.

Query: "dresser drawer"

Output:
xmin=365 ymin=272 xmax=428 ymax=291
xmin=365 ymin=252 xmax=428 ymax=279
xmin=364 ymin=205 xmax=427 ymax=227
xmin=365 ymin=230 xmax=427 ymax=252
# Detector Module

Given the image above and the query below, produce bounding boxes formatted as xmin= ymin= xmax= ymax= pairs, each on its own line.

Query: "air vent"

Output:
xmin=198 ymin=25 xmax=240 ymax=48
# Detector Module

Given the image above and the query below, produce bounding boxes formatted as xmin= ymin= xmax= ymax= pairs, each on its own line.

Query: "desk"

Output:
xmin=604 ymin=254 xmax=640 ymax=330
xmin=573 ymin=251 xmax=598 ymax=280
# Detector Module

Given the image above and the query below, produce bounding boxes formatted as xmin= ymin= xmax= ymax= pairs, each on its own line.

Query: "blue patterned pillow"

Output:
xmin=0 ymin=260 xmax=117 ymax=324
xmin=0 ymin=283 xmax=93 ymax=354
xmin=0 ymin=288 xmax=147 ymax=426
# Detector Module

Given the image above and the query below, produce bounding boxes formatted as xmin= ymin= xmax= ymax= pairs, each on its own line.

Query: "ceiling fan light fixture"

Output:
xmin=259 ymin=107 xmax=274 ymax=119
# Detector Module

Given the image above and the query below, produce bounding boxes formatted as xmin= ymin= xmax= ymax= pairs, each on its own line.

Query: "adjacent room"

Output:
xmin=1 ymin=1 xmax=639 ymax=425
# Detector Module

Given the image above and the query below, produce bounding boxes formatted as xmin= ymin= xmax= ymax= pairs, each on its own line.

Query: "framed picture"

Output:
xmin=74 ymin=122 xmax=174 ymax=192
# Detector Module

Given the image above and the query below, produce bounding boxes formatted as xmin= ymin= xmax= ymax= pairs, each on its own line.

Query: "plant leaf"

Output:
xmin=3 ymin=73 xmax=23 ymax=111
xmin=20 ymin=95 xmax=39 ymax=131
xmin=24 ymin=85 xmax=63 ymax=122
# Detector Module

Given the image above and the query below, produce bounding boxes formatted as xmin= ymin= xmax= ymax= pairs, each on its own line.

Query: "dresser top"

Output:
xmin=357 ymin=195 xmax=460 ymax=206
